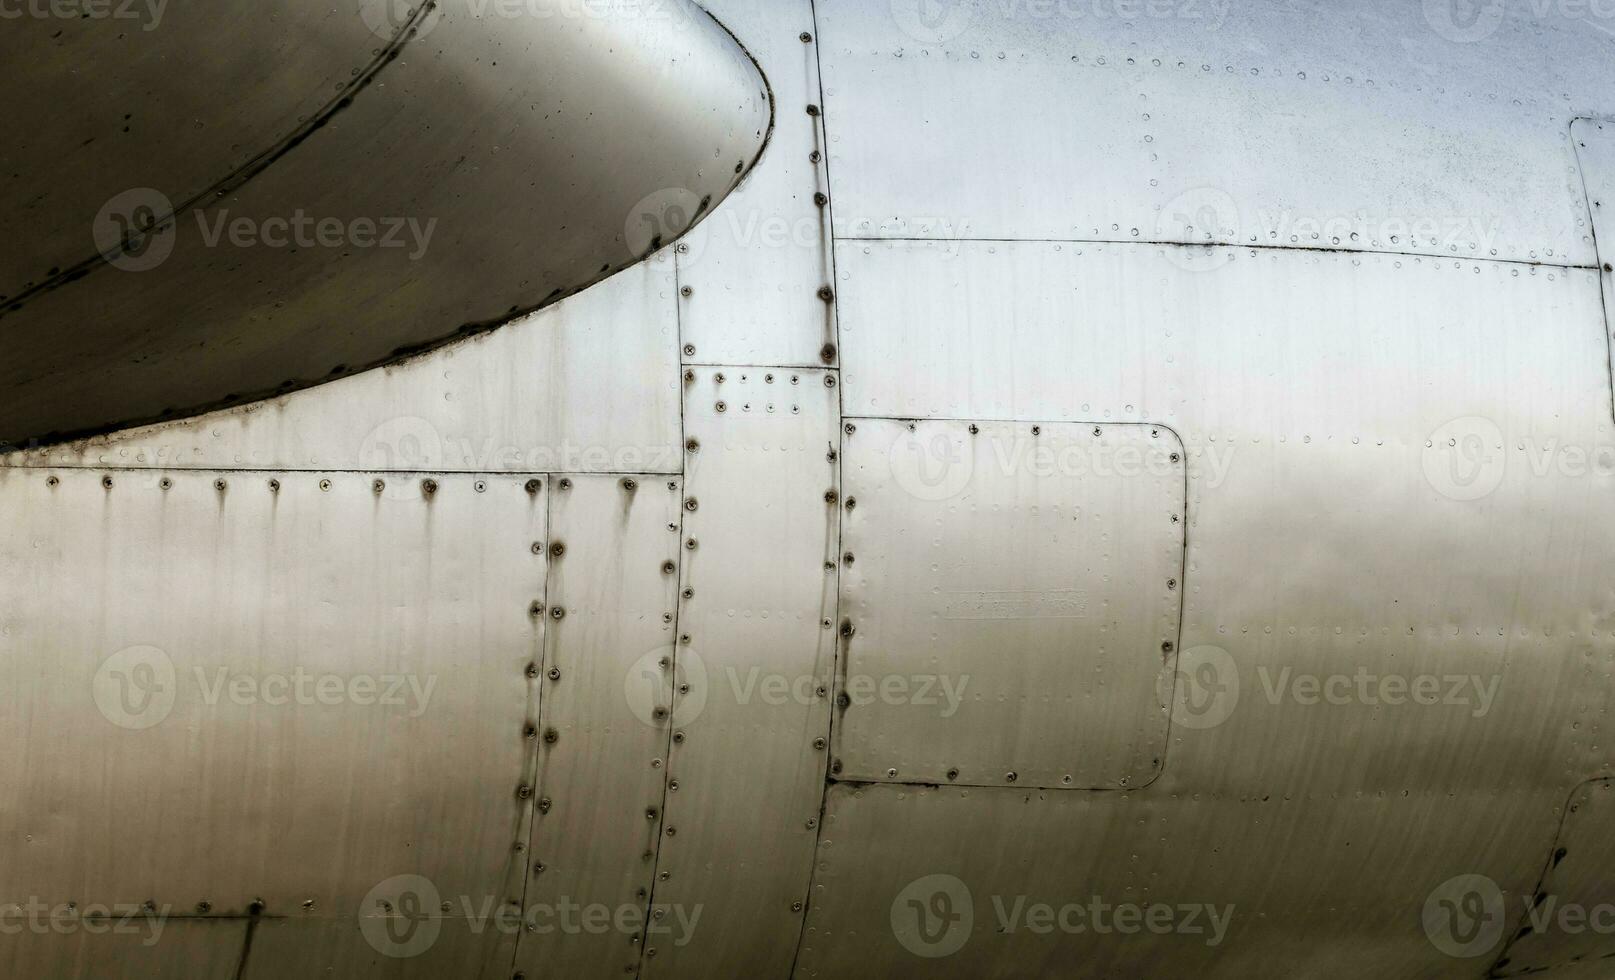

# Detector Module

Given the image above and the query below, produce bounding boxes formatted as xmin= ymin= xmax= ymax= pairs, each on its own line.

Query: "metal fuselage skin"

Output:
xmin=5 ymin=2 xmax=1615 ymax=979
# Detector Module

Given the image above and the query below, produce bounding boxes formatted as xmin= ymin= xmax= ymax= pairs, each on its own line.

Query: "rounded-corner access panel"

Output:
xmin=0 ymin=0 xmax=770 ymax=450
xmin=835 ymin=418 xmax=1186 ymax=790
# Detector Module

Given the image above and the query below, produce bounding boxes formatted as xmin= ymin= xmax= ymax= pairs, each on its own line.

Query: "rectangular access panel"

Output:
xmin=836 ymin=419 xmax=1185 ymax=789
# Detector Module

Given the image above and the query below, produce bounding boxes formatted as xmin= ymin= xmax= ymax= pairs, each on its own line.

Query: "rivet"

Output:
xmin=524 ymin=725 xmax=538 ymax=739
xmin=159 ymin=477 xmax=171 ymax=490
xmin=318 ymin=479 xmax=330 ymax=492
xmin=301 ymin=899 xmax=315 ymax=911
xmin=373 ymin=479 xmax=386 ymax=494
xmin=800 ymin=31 xmax=813 ymax=41
xmin=550 ymin=541 xmax=566 ymax=558
xmin=840 ymin=620 xmax=855 ymax=636
xmin=214 ymin=478 xmax=227 ymax=491
xmin=685 ymin=538 xmax=698 ymax=551
xmin=669 ymin=780 xmax=680 ymax=791
xmin=538 ymin=797 xmax=552 ymax=812
xmin=544 ymin=728 xmax=559 ymax=744
xmin=806 ymin=817 xmax=817 ymax=829
xmin=1031 ymin=425 xmax=1041 ymax=436
xmin=792 ymin=902 xmax=804 ymax=912
xmin=887 ymin=768 xmax=898 ymax=777
xmin=645 ymin=808 xmax=658 ymax=820
xmin=529 ymin=602 xmax=545 ymax=618
xmin=662 ymin=561 xmax=677 ymax=575
xmin=533 ymin=862 xmax=545 ymax=875
xmin=102 ymin=475 xmax=113 ymax=489
xmin=844 ymin=423 xmax=856 ymax=434
xmin=715 ymin=372 xmax=726 ymax=383
xmin=620 ymin=477 xmax=635 ymax=492
xmin=672 ymin=731 xmax=686 ymax=743
xmin=844 ymin=497 xmax=856 ymax=510
xmin=1162 ymin=640 xmax=1175 ymax=654
xmin=475 ymin=480 xmax=487 ymax=493
xmin=836 ymin=692 xmax=851 ymax=708
xmin=1006 ymin=771 xmax=1018 ymax=783
xmin=1093 ymin=427 xmax=1102 ymax=437
xmin=653 ymin=706 xmax=669 ymax=720
xmin=685 ymin=438 xmax=700 ymax=453
xmin=665 ymin=826 xmax=677 ymax=836
xmin=684 ymin=498 xmax=699 ymax=512
xmin=681 ymin=288 xmax=693 ymax=299
xmin=46 ymin=476 xmax=59 ymax=487
xmin=550 ymin=606 xmax=566 ymax=620
xmin=422 ymin=478 xmax=438 ymax=496
xmin=807 ymin=104 xmax=821 ymax=116
xmin=820 ymin=343 xmax=837 ymax=363
xmin=946 ymin=768 xmax=959 ymax=781
xmin=817 ymin=285 xmax=834 ymax=302
xmin=842 ymin=553 xmax=855 ymax=565
xmin=525 ymin=662 xmax=540 ymax=678
xmin=676 ymin=243 xmax=689 ymax=253
xmin=559 ymin=478 xmax=572 ymax=491
xmin=548 ymin=667 xmax=561 ymax=681
xmin=196 ymin=901 xmax=211 ymax=914
xmin=1170 ymin=453 xmax=1181 ymax=463
xmin=679 ymin=634 xmax=692 ymax=645
xmin=532 ymin=542 xmax=545 ymax=555
xmin=824 ymin=489 xmax=838 ymax=504
xmin=1168 ymin=578 xmax=1178 ymax=590
xmin=810 ymin=150 xmax=822 ymax=163
xmin=525 ymin=479 xmax=542 ymax=494
xmin=825 ymin=376 xmax=837 ymax=389
xmin=681 ymin=587 xmax=694 ymax=599
xmin=517 ymin=785 xmax=533 ymax=799
xmin=683 ymin=368 xmax=696 ymax=383
xmin=814 ymin=192 xmax=828 ymax=207
xmin=716 ymin=400 xmax=727 ymax=413
xmin=813 ymin=737 xmax=826 ymax=750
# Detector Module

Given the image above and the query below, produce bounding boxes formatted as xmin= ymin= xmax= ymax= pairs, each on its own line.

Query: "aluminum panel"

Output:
xmin=641 ymin=366 xmax=840 ymax=978
xmin=814 ymin=0 xmax=1608 ymax=265
xmin=797 ymin=782 xmax=1561 ymax=979
xmin=513 ymin=474 xmax=683 ymax=977
xmin=0 ymin=918 xmax=246 ymax=980
xmin=7 ymin=256 xmax=681 ymax=474
xmin=838 ymin=419 xmax=1184 ymax=789
xmin=1 ymin=0 xmax=767 ymax=447
xmin=0 ymin=470 xmax=545 ymax=917
xmin=834 ymin=238 xmax=1615 ymax=800
xmin=240 ymin=914 xmax=516 ymax=980
xmin=1489 ymin=779 xmax=1615 ymax=976
xmin=1574 ymin=117 xmax=1615 ymax=423
xmin=678 ymin=0 xmax=839 ymax=368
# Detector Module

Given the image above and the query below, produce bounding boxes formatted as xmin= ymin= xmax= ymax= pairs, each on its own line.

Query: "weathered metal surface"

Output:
xmin=677 ymin=0 xmax=839 ymax=368
xmin=0 ymin=470 xmax=543 ymax=936
xmin=796 ymin=783 xmax=1558 ymax=978
xmin=813 ymin=0 xmax=1609 ymax=266
xmin=240 ymin=914 xmax=516 ymax=979
xmin=5 ymin=254 xmax=683 ymax=475
xmin=1488 ymin=778 xmax=1615 ymax=976
xmin=0 ymin=919 xmax=246 ymax=980
xmin=837 ymin=418 xmax=1184 ymax=789
xmin=642 ymin=365 xmax=839 ymax=978
xmin=1574 ymin=116 xmax=1615 ymax=424
xmin=513 ymin=474 xmax=683 ymax=977
xmin=0 ymin=0 xmax=767 ymax=448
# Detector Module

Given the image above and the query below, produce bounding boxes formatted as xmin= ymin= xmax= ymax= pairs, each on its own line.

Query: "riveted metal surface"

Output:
xmin=641 ymin=366 xmax=839 ymax=978
xmin=0 ymin=0 xmax=767 ymax=448
xmin=796 ymin=783 xmax=1559 ymax=979
xmin=240 ymin=915 xmax=516 ymax=979
xmin=0 ymin=471 xmax=544 ymax=934
xmin=1488 ymin=778 xmax=1615 ymax=976
xmin=837 ymin=419 xmax=1184 ymax=789
xmin=0 ymin=919 xmax=246 ymax=980
xmin=1573 ymin=117 xmax=1615 ymax=424
xmin=677 ymin=0 xmax=839 ymax=368
xmin=512 ymin=473 xmax=682 ymax=977
xmin=813 ymin=0 xmax=1609 ymax=265
xmin=6 ymin=255 xmax=683 ymax=474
